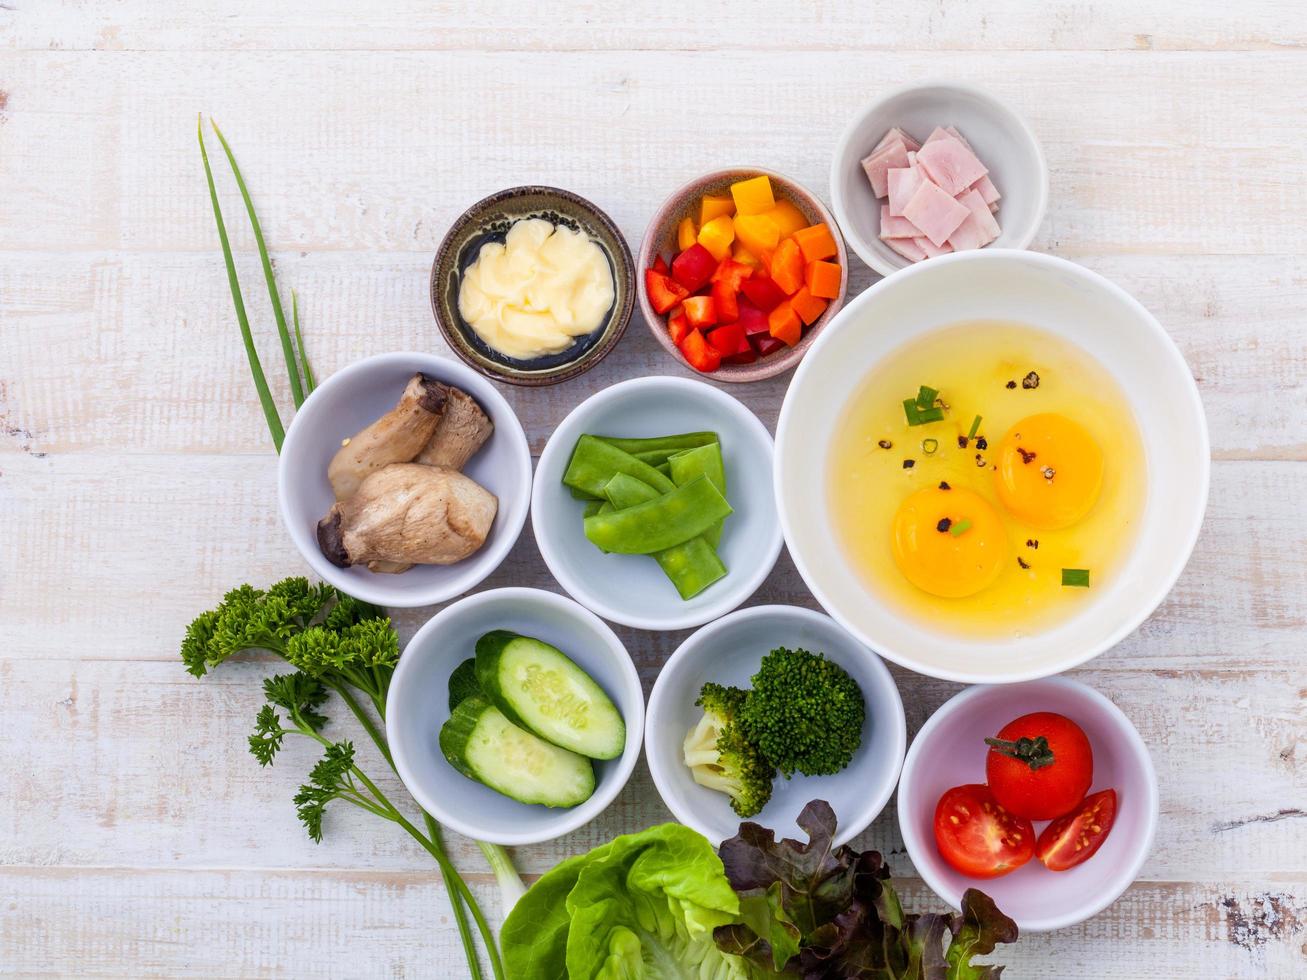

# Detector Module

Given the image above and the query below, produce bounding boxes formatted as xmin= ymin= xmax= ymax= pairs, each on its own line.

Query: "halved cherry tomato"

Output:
xmin=1036 ymin=789 xmax=1117 ymax=871
xmin=985 ymin=712 xmax=1093 ymax=820
xmin=933 ymin=783 xmax=1035 ymax=879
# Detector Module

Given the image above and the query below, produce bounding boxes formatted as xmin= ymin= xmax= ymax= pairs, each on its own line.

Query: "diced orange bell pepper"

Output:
xmin=763 ymin=200 xmax=808 ymax=239
xmin=730 ymin=175 xmax=776 ymax=216
xmin=679 ymin=328 xmax=722 ymax=373
xmin=732 ymin=242 xmax=761 ymax=268
xmin=805 ymin=259 xmax=841 ymax=299
xmin=646 ymin=268 xmax=690 ymax=314
xmin=699 ymin=194 xmax=735 ymax=225
xmin=697 ymin=215 xmax=735 ymax=262
xmin=711 ymin=280 xmax=740 ymax=323
xmin=770 ymin=239 xmax=804 ymax=295
xmin=667 ymin=307 xmax=692 ymax=345
xmin=682 ymin=295 xmax=718 ymax=330
xmin=677 ymin=217 xmax=698 ymax=252
xmin=792 ymin=223 xmax=838 ymax=262
xmin=710 ymin=257 xmax=753 ymax=292
xmin=734 ymin=214 xmax=780 ymax=256
xmin=790 ymin=286 xmax=828 ymax=325
xmin=768 ymin=301 xmax=802 ymax=347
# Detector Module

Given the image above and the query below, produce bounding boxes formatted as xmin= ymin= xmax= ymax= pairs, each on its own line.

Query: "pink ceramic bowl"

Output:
xmin=637 ymin=167 xmax=848 ymax=383
xmin=896 ymin=676 xmax=1159 ymax=932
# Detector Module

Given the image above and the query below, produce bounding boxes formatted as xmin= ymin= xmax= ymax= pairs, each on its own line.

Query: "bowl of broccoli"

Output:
xmin=645 ymin=604 xmax=906 ymax=845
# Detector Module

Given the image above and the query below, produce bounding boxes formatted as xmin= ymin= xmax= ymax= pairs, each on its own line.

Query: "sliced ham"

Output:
xmin=874 ymin=127 xmax=921 ymax=154
xmin=860 ymin=138 xmax=909 ymax=199
xmin=879 ymin=206 xmax=920 ymax=239
xmin=901 ymin=179 xmax=970 ymax=248
xmin=885 ymin=237 xmax=928 ymax=261
xmin=915 ymin=237 xmax=952 ymax=258
xmin=887 ymin=166 xmax=924 ymax=217
xmin=916 ymin=135 xmax=989 ymax=197
xmin=956 ymin=189 xmax=1001 ymax=242
xmin=973 ymin=173 xmax=1001 ymax=205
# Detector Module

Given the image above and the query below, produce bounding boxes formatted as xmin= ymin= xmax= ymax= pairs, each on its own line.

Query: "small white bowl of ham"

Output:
xmin=830 ymin=82 xmax=1049 ymax=278
xmin=278 ymin=352 xmax=533 ymax=609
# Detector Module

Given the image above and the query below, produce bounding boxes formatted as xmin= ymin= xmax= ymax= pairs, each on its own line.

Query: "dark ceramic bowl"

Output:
xmin=637 ymin=167 xmax=849 ymax=383
xmin=431 ymin=186 xmax=635 ymax=386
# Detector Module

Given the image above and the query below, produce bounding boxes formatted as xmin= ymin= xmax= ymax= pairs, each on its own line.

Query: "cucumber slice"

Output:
xmin=475 ymin=630 xmax=626 ymax=760
xmin=439 ymin=696 xmax=595 ymax=808
xmin=447 ymin=657 xmax=481 ymax=713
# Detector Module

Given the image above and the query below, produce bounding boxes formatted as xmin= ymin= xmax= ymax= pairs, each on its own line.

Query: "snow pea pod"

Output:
xmin=668 ymin=443 xmax=727 ymax=549
xmin=595 ymin=431 xmax=718 ymax=457
xmin=583 ymin=475 xmax=732 ymax=554
xmin=602 ymin=473 xmax=726 ymax=599
xmin=563 ymin=435 xmax=675 ymax=498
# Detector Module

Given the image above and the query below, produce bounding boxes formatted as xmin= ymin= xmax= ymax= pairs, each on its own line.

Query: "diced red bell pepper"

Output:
xmin=710 ymin=257 xmax=754 ymax=293
xmin=751 ymin=333 xmax=787 ymax=358
xmin=667 ymin=308 xmax=692 ymax=346
xmin=646 ymin=269 xmax=689 ymax=315
xmin=711 ymin=280 xmax=740 ymax=324
xmin=653 ymin=254 xmax=670 ymax=275
xmin=707 ymin=322 xmax=746 ymax=358
xmin=724 ymin=347 xmax=758 ymax=365
xmin=736 ymin=300 xmax=769 ymax=336
xmin=682 ymin=295 xmax=718 ymax=330
xmin=739 ymin=275 xmax=787 ymax=312
xmin=671 ymin=244 xmax=717 ymax=293
xmin=679 ymin=328 xmax=722 ymax=373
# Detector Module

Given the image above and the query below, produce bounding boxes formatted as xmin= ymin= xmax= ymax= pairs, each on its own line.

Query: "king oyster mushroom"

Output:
xmin=317 ymin=463 xmax=498 ymax=568
xmin=416 ymin=384 xmax=494 ymax=470
xmin=327 ymin=373 xmax=449 ymax=501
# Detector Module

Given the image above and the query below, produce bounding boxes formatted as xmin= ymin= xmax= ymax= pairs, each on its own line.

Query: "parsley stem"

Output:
xmin=429 ymin=815 xmax=483 ymax=980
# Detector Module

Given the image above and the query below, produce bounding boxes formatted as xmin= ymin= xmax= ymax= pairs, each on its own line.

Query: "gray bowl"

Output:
xmin=431 ymin=186 xmax=635 ymax=386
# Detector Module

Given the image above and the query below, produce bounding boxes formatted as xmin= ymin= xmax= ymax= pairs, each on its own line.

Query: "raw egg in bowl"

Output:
xmin=774 ymin=250 xmax=1209 ymax=683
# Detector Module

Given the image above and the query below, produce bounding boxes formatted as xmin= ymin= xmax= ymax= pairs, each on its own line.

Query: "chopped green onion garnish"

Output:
xmin=903 ymin=398 xmax=945 ymax=426
xmin=949 ymin=518 xmax=973 ymax=537
xmin=1062 ymin=568 xmax=1091 ymax=588
xmin=922 ymin=438 xmax=939 ymax=454
xmin=968 ymin=415 xmax=982 ymax=439
xmin=916 ymin=385 xmax=939 ymax=410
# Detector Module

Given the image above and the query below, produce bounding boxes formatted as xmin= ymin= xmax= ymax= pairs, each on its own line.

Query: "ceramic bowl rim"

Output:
xmin=276 ymin=351 xmax=532 ymax=608
xmin=773 ymin=248 xmax=1211 ymax=683
xmin=895 ymin=675 xmax=1160 ymax=931
xmin=385 ymin=586 xmax=646 ymax=845
xmin=430 ymin=184 xmax=636 ymax=387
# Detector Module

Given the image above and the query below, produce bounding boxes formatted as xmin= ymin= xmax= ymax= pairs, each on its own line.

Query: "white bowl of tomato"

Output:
xmin=896 ymin=676 xmax=1159 ymax=932
xmin=638 ymin=168 xmax=848 ymax=382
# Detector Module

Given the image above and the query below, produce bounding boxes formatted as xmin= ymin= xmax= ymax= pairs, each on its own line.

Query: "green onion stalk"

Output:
xmin=196 ymin=116 xmax=523 ymax=978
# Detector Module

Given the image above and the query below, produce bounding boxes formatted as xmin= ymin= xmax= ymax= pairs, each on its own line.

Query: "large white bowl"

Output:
xmin=897 ymin=677 xmax=1159 ymax=932
xmin=830 ymin=82 xmax=1049 ymax=278
xmin=386 ymin=588 xmax=644 ymax=846
xmin=645 ymin=605 xmax=905 ymax=845
xmin=278 ymin=352 xmax=532 ymax=608
xmin=774 ymin=250 xmax=1210 ymax=683
xmin=532 ymin=376 xmax=783 ymax=631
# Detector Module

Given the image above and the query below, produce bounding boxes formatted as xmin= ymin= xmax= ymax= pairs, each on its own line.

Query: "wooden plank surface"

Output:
xmin=1 ymin=1 xmax=1305 ymax=977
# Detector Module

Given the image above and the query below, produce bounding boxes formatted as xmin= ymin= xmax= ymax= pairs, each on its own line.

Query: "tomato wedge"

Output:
xmin=1036 ymin=788 xmax=1117 ymax=871
xmin=933 ymin=784 xmax=1035 ymax=879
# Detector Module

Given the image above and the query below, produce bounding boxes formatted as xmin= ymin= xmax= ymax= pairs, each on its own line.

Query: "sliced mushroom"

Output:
xmin=327 ymin=374 xmax=448 ymax=500
xmin=416 ymin=385 xmax=494 ymax=470
xmin=317 ymin=463 xmax=498 ymax=568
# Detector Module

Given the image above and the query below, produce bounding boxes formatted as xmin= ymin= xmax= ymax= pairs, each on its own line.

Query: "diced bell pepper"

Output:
xmin=805 ymin=259 xmax=841 ymax=299
xmin=670 ymin=243 xmax=717 ymax=292
xmin=736 ymin=300 xmax=769 ymax=336
xmin=682 ymin=295 xmax=718 ymax=330
xmin=739 ymin=275 xmax=787 ymax=312
xmin=710 ymin=257 xmax=753 ymax=292
xmin=751 ymin=333 xmax=787 ymax=357
xmin=653 ymin=254 xmax=670 ymax=275
xmin=646 ymin=268 xmax=689 ymax=314
xmin=730 ymin=175 xmax=776 ymax=216
xmin=697 ymin=215 xmax=735 ymax=262
xmin=769 ymin=238 xmax=805 ymax=295
xmin=677 ymin=217 xmax=698 ymax=252
xmin=789 ymin=285 xmax=828 ymax=325
xmin=679 ymin=328 xmax=722 ymax=373
xmin=667 ymin=308 xmax=692 ymax=345
xmin=699 ymin=194 xmax=735 ymax=225
xmin=763 ymin=200 xmax=808 ymax=238
xmin=768 ymin=301 xmax=802 ymax=346
xmin=792 ymin=222 xmax=839 ymax=262
xmin=734 ymin=213 xmax=780 ymax=256
xmin=711 ymin=280 xmax=739 ymax=323
xmin=707 ymin=322 xmax=746 ymax=358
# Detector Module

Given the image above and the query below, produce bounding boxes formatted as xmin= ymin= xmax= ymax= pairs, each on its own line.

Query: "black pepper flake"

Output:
xmin=1026 ymin=539 xmax=1039 ymax=549
xmin=1006 ymin=380 xmax=1017 ymax=389
xmin=938 ymin=481 xmax=951 ymax=490
xmin=975 ymin=456 xmax=987 ymax=467
xmin=1042 ymin=466 xmax=1056 ymax=481
xmin=1017 ymin=556 xmax=1030 ymax=570
xmin=957 ymin=435 xmax=969 ymax=448
xmin=975 ymin=436 xmax=988 ymax=450
xmin=936 ymin=517 xmax=953 ymax=533
xmin=878 ymin=439 xmax=893 ymax=450
xmin=902 ymin=459 xmax=915 ymax=469
xmin=1017 ymin=447 xmax=1037 ymax=464
xmin=1022 ymin=371 xmax=1041 ymax=389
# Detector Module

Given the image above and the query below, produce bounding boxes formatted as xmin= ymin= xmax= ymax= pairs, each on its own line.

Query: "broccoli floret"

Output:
xmin=682 ymin=683 xmax=775 ymax=818
xmin=739 ymin=647 xmax=865 ymax=778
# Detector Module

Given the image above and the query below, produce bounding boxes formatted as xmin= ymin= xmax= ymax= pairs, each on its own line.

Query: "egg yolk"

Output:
xmin=994 ymin=413 xmax=1104 ymax=530
xmin=891 ymin=487 xmax=1007 ymax=598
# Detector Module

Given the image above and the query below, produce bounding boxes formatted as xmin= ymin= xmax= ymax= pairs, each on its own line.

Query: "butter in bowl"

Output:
xmin=431 ymin=186 xmax=635 ymax=386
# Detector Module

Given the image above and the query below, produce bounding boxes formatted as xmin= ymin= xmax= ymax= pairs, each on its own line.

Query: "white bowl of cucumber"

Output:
xmin=531 ymin=375 xmax=783 ymax=631
xmin=386 ymin=587 xmax=644 ymax=845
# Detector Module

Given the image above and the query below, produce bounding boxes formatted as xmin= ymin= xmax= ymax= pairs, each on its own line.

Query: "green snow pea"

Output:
xmin=583 ymin=475 xmax=732 ymax=554
xmin=563 ymin=435 xmax=675 ymax=498
xmin=668 ymin=442 xmax=727 ymax=549
xmin=595 ymin=432 xmax=718 ymax=457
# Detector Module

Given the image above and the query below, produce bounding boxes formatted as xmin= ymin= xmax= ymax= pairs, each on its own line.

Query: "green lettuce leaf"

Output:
xmin=502 ymin=822 xmax=751 ymax=980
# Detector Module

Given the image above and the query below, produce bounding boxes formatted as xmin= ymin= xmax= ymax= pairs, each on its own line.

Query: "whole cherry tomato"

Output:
xmin=933 ymin=783 xmax=1035 ymax=879
xmin=985 ymin=712 xmax=1092 ymax=820
xmin=1036 ymin=788 xmax=1117 ymax=871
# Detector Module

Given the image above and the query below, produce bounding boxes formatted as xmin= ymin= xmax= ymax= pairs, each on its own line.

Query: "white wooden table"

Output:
xmin=3 ymin=2 xmax=1305 ymax=976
